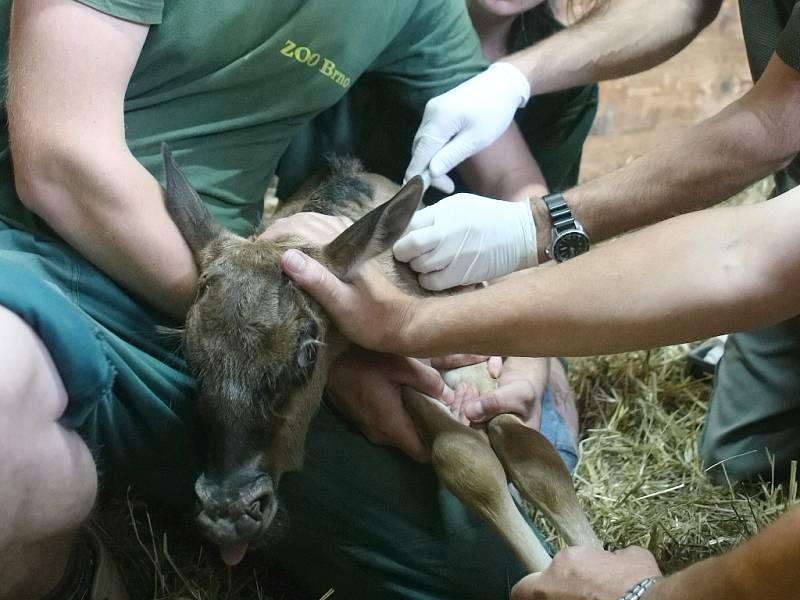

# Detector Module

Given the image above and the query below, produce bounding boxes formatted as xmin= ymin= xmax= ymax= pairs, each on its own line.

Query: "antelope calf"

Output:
xmin=161 ymin=145 xmax=599 ymax=570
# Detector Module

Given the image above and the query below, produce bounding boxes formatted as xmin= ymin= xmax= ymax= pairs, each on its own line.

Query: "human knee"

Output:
xmin=0 ymin=305 xmax=68 ymax=423
xmin=0 ymin=422 xmax=96 ymax=548
xmin=0 ymin=307 xmax=93 ymax=544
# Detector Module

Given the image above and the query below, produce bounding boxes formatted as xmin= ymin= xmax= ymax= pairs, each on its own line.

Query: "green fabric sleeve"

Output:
xmin=370 ymin=0 xmax=488 ymax=111
xmin=777 ymin=3 xmax=800 ymax=70
xmin=74 ymin=0 xmax=163 ymax=25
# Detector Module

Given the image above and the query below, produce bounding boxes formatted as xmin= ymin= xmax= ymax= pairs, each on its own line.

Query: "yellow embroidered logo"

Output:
xmin=280 ymin=40 xmax=351 ymax=88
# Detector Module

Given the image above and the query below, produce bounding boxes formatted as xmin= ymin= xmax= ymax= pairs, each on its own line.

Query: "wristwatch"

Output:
xmin=543 ymin=192 xmax=590 ymax=262
xmin=619 ymin=576 xmax=661 ymax=600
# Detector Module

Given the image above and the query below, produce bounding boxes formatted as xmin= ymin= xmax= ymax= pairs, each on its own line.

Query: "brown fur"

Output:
xmin=162 ymin=145 xmax=596 ymax=570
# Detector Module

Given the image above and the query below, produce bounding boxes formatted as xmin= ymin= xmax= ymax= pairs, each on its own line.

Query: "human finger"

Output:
xmin=393 ymin=225 xmax=442 ymax=265
xmin=404 ymin=206 xmax=435 ymax=232
xmin=282 ymin=250 xmax=353 ymax=317
xmin=430 ymin=173 xmax=455 ymax=194
xmin=405 ymin=130 xmax=448 ymax=180
xmin=487 ymin=356 xmax=503 ymax=378
xmin=428 ymin=134 xmax=480 ymax=179
xmin=465 ymin=381 xmax=534 ymax=423
xmin=395 ymin=358 xmax=447 ymax=400
xmin=510 ymin=572 xmax=541 ymax=600
xmin=409 ymin=248 xmax=454 ymax=274
xmin=418 ymin=266 xmax=468 ymax=291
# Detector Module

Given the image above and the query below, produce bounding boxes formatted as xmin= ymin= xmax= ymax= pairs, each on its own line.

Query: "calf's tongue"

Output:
xmin=220 ymin=543 xmax=249 ymax=566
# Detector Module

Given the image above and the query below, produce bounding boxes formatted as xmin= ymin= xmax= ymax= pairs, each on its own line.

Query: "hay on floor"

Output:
xmin=563 ymin=347 xmax=794 ymax=573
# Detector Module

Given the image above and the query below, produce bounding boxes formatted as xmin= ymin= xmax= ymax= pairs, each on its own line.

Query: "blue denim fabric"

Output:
xmin=540 ymin=386 xmax=579 ymax=474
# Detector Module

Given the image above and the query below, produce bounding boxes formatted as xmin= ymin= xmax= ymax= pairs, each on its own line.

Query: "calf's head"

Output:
xmin=161 ymin=145 xmax=421 ymax=562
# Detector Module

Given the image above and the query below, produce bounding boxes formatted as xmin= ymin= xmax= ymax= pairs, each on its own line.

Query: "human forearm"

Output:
xmin=403 ymin=194 xmax=800 ymax=358
xmin=509 ymin=0 xmax=721 ymax=94
xmin=563 ymin=104 xmax=787 ymax=244
xmin=545 ymin=55 xmax=800 ymax=250
xmin=458 ymin=125 xmax=548 ymax=200
xmin=9 ymin=0 xmax=197 ymax=318
xmin=648 ymin=506 xmax=800 ymax=600
xmin=14 ymin=142 xmax=197 ymax=317
xmin=511 ymin=507 xmax=800 ymax=600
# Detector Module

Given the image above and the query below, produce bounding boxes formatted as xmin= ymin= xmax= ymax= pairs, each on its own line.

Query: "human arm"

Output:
xmin=457 ymin=125 xmax=548 ymax=200
xmin=511 ymin=505 xmax=800 ymax=600
xmin=539 ymin=53 xmax=800 ymax=254
xmin=399 ymin=52 xmax=800 ymax=283
xmin=508 ymin=0 xmax=722 ymax=95
xmin=394 ymin=189 xmax=800 ymax=358
xmin=406 ymin=0 xmax=721 ymax=186
xmin=280 ymin=182 xmax=800 ymax=358
xmin=8 ymin=0 xmax=197 ymax=317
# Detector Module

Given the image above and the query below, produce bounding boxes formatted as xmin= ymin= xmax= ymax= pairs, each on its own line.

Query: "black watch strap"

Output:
xmin=543 ymin=192 xmax=576 ymax=234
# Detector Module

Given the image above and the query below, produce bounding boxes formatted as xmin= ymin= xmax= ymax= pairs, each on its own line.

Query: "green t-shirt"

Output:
xmin=740 ymin=0 xmax=800 ymax=189
xmin=0 ymin=0 xmax=487 ymax=237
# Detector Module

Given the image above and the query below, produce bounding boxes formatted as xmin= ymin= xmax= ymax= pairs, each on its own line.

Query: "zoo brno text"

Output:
xmin=281 ymin=39 xmax=351 ymax=88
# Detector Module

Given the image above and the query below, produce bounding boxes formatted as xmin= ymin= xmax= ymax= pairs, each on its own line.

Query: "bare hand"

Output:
xmin=326 ymin=348 xmax=452 ymax=462
xmin=465 ymin=357 xmax=549 ymax=427
xmin=282 ymin=249 xmax=418 ymax=354
xmin=447 ymin=380 xmax=482 ymax=426
xmin=259 ymin=212 xmax=351 ymax=245
xmin=511 ymin=546 xmax=662 ymax=600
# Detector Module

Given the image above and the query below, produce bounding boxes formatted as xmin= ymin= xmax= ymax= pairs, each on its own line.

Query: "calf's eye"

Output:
xmin=297 ymin=340 xmax=318 ymax=369
xmin=296 ymin=320 xmax=319 ymax=371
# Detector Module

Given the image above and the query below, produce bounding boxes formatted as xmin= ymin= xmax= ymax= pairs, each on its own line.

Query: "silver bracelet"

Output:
xmin=619 ymin=576 xmax=660 ymax=600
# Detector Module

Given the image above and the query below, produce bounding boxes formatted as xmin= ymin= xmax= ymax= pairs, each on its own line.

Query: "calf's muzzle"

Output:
xmin=194 ymin=468 xmax=277 ymax=564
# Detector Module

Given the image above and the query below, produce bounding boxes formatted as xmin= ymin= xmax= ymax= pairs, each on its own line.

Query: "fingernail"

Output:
xmin=283 ymin=250 xmax=306 ymax=275
xmin=489 ymin=359 xmax=502 ymax=378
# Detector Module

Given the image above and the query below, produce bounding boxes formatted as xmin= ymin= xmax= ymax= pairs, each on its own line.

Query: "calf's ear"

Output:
xmin=162 ymin=143 xmax=223 ymax=260
xmin=323 ymin=176 xmax=423 ymax=281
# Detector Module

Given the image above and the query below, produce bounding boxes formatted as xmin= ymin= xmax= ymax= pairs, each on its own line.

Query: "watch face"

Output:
xmin=554 ymin=231 xmax=590 ymax=262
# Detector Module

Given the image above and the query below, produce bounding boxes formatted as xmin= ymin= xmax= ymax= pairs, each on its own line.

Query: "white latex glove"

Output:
xmin=393 ymin=194 xmax=537 ymax=291
xmin=405 ymin=62 xmax=531 ymax=193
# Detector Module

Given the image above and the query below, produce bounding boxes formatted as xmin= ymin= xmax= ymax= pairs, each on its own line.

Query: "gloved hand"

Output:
xmin=405 ymin=62 xmax=531 ymax=193
xmin=392 ymin=194 xmax=538 ymax=291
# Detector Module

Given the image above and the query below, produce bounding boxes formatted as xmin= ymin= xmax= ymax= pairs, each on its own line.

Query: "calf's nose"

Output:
xmin=194 ymin=471 xmax=277 ymax=564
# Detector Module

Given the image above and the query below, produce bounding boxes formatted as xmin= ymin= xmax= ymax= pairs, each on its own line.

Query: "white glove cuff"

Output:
xmin=491 ymin=62 xmax=532 ymax=107
xmin=514 ymin=199 xmax=538 ymax=269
